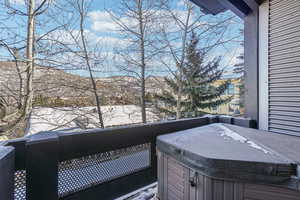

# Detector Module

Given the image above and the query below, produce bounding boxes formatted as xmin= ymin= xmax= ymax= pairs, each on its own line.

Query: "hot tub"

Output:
xmin=156 ymin=123 xmax=300 ymax=200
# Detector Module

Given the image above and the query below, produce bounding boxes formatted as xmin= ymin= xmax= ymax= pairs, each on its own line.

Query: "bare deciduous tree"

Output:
xmin=75 ymin=0 xmax=104 ymax=128
xmin=159 ymin=0 xmax=237 ymax=119
xmin=0 ymin=0 xmax=53 ymax=137
xmin=108 ymin=0 xmax=164 ymax=123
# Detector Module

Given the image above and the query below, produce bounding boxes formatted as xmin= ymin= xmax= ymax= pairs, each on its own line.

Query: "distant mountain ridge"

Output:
xmin=0 ymin=61 xmax=166 ymax=100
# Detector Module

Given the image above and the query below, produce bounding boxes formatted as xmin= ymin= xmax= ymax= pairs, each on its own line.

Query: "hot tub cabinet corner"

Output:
xmin=156 ymin=124 xmax=300 ymax=200
xmin=157 ymin=152 xmax=300 ymax=200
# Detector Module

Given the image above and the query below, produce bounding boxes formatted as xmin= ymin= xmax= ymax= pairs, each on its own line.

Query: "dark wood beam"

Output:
xmin=190 ymin=0 xmax=227 ymax=15
xmin=191 ymin=0 xmax=253 ymax=18
xmin=218 ymin=0 xmax=252 ymax=18
xmin=243 ymin=0 xmax=259 ymax=121
xmin=255 ymin=0 xmax=266 ymax=5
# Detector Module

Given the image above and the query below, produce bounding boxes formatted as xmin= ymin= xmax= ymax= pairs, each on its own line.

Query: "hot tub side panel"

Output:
xmin=244 ymin=184 xmax=300 ymax=200
xmin=157 ymin=151 xmax=190 ymax=200
xmin=157 ymin=151 xmax=300 ymax=200
xmin=157 ymin=151 xmax=245 ymax=200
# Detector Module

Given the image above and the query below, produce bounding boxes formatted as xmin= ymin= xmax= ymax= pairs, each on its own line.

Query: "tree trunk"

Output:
xmin=23 ymin=0 xmax=35 ymax=118
xmin=141 ymin=64 xmax=146 ymax=123
xmin=175 ymin=6 xmax=191 ymax=120
xmin=176 ymin=70 xmax=183 ymax=119
xmin=79 ymin=0 xmax=104 ymax=128
xmin=1 ymin=0 xmax=36 ymax=136
xmin=138 ymin=0 xmax=147 ymax=123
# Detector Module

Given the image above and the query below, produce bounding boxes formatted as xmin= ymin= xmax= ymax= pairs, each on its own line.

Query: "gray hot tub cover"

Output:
xmin=157 ymin=123 xmax=300 ymax=184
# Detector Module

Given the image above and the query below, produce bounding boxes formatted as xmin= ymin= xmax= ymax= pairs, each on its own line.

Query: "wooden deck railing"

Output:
xmin=0 ymin=116 xmax=256 ymax=200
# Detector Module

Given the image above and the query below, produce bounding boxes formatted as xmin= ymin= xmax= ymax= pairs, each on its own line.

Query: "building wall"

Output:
xmin=203 ymin=79 xmax=243 ymax=116
xmin=260 ymin=0 xmax=300 ymax=136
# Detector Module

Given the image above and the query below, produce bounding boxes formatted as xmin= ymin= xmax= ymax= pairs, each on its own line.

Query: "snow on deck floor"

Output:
xmin=116 ymin=183 xmax=157 ymax=200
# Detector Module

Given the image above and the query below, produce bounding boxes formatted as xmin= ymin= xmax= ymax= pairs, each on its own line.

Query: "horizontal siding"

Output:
xmin=269 ymin=67 xmax=300 ymax=75
xmin=269 ymin=82 xmax=300 ymax=88
xmin=269 ymin=0 xmax=300 ymax=136
xmin=270 ymin=35 xmax=300 ymax=50
xmin=270 ymin=110 xmax=300 ymax=117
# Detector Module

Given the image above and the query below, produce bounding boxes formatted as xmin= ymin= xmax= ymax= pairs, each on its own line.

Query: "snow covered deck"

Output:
xmin=116 ymin=183 xmax=157 ymax=200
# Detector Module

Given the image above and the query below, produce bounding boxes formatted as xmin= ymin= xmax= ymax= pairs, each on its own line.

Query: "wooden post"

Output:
xmin=26 ymin=134 xmax=59 ymax=200
xmin=0 ymin=146 xmax=15 ymax=200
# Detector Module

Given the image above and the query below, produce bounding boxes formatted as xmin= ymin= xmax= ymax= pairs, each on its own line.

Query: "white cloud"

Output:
xmin=43 ymin=29 xmax=120 ymax=46
xmin=227 ymin=47 xmax=243 ymax=66
xmin=90 ymin=21 xmax=119 ymax=32
xmin=89 ymin=11 xmax=111 ymax=22
xmin=88 ymin=9 xmax=198 ymax=36
xmin=88 ymin=10 xmax=147 ymax=34
xmin=177 ymin=0 xmax=185 ymax=7
xmin=9 ymin=0 xmax=25 ymax=5
xmin=9 ymin=0 xmax=51 ymax=5
xmin=88 ymin=11 xmax=119 ymax=33
xmin=97 ymin=36 xmax=123 ymax=46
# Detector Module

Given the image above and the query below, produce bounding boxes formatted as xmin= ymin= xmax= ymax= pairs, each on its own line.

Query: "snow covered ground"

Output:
xmin=0 ymin=136 xmax=8 ymax=141
xmin=28 ymin=105 xmax=159 ymax=135
xmin=14 ymin=105 xmax=160 ymax=199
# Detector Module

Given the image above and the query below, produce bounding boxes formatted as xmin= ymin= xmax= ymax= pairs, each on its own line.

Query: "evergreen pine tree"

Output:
xmin=154 ymin=33 xmax=232 ymax=118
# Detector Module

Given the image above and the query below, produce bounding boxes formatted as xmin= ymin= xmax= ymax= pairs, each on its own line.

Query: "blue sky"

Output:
xmin=0 ymin=0 xmax=244 ymax=78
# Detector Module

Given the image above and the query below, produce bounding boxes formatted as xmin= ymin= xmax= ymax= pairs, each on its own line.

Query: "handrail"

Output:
xmin=2 ymin=115 xmax=256 ymax=200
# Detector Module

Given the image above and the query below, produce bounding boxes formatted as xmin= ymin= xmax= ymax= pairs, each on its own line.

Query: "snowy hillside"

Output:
xmin=28 ymin=105 xmax=159 ymax=135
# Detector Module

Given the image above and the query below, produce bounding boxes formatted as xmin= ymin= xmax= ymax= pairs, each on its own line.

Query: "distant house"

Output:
xmin=203 ymin=78 xmax=243 ymax=115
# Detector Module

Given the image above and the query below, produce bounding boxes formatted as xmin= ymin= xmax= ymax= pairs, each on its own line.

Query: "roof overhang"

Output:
xmin=190 ymin=0 xmax=227 ymax=15
xmin=191 ymin=0 xmax=264 ymax=18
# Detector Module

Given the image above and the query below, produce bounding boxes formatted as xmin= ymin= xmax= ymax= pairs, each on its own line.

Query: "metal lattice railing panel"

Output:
xmin=14 ymin=170 xmax=26 ymax=200
xmin=58 ymin=143 xmax=151 ymax=197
